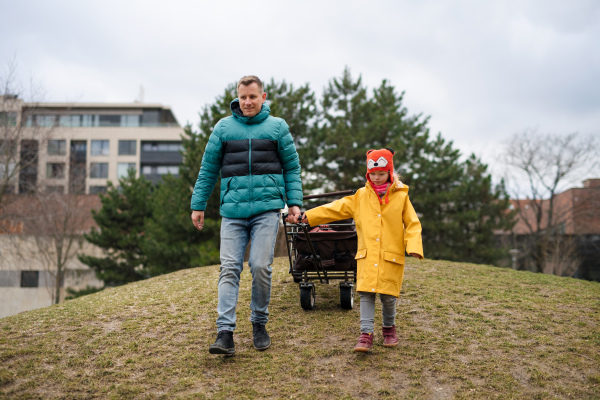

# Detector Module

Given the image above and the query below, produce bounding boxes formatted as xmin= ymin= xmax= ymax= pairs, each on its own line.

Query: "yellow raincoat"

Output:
xmin=304 ymin=177 xmax=423 ymax=297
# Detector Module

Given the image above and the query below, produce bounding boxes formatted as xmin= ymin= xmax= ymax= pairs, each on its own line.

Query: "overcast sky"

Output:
xmin=2 ymin=0 xmax=599 ymax=190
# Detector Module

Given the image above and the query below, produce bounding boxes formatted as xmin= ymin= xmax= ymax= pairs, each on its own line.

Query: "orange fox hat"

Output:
xmin=366 ymin=148 xmax=395 ymax=183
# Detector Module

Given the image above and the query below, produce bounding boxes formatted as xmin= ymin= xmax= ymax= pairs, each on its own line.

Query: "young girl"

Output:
xmin=301 ymin=148 xmax=423 ymax=352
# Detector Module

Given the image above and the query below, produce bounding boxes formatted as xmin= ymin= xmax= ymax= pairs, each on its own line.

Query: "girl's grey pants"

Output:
xmin=359 ymin=291 xmax=397 ymax=333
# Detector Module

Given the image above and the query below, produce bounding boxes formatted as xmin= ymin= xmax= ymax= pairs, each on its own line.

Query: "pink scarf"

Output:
xmin=372 ymin=183 xmax=390 ymax=194
xmin=371 ymin=183 xmax=391 ymax=204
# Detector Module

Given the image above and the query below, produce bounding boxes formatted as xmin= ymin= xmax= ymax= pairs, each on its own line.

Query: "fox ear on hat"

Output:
xmin=366 ymin=149 xmax=375 ymax=156
xmin=385 ymin=147 xmax=395 ymax=155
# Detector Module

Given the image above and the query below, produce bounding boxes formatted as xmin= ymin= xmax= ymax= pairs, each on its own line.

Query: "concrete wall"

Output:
xmin=0 ymin=236 xmax=104 ymax=319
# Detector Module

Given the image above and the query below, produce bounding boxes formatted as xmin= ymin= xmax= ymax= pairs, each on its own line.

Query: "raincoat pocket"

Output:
xmin=355 ymin=248 xmax=367 ymax=281
xmin=355 ymin=248 xmax=367 ymax=260
xmin=383 ymin=251 xmax=404 ymax=265
xmin=380 ymin=251 xmax=405 ymax=288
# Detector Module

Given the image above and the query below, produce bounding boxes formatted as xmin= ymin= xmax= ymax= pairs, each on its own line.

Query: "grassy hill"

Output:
xmin=1 ymin=258 xmax=599 ymax=399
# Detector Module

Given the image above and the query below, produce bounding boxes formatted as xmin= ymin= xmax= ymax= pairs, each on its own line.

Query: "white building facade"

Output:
xmin=2 ymin=97 xmax=185 ymax=194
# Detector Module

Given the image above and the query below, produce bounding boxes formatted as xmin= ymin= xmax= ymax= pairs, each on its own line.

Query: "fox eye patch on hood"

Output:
xmin=368 ymin=157 xmax=389 ymax=169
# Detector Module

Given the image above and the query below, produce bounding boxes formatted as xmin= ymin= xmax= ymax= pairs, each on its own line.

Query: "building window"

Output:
xmin=141 ymin=110 xmax=160 ymax=126
xmin=157 ymin=166 xmax=179 ymax=175
xmin=81 ymin=115 xmax=99 ymax=127
xmin=21 ymin=271 xmax=39 ymax=288
xmin=59 ymin=115 xmax=78 ymax=127
xmin=30 ymin=115 xmax=57 ymax=127
xmin=0 ymin=112 xmax=17 ymax=126
xmin=46 ymin=163 xmax=65 ymax=179
xmin=90 ymin=163 xmax=108 ymax=178
xmin=142 ymin=165 xmax=179 ymax=175
xmin=121 ymin=115 xmax=140 ymax=127
xmin=99 ymin=115 xmax=121 ymax=127
xmin=118 ymin=140 xmax=137 ymax=155
xmin=142 ymin=142 xmax=183 ymax=152
xmin=117 ymin=163 xmax=136 ymax=179
xmin=0 ymin=162 xmax=17 ymax=179
xmin=91 ymin=140 xmax=109 ymax=156
xmin=89 ymin=186 xmax=107 ymax=194
xmin=70 ymin=140 xmax=87 ymax=155
xmin=48 ymin=140 xmax=67 ymax=155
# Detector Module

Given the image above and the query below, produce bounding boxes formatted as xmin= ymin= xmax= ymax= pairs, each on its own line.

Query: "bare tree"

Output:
xmin=34 ymin=193 xmax=94 ymax=304
xmin=502 ymin=130 xmax=598 ymax=274
xmin=3 ymin=193 xmax=96 ymax=304
xmin=0 ymin=58 xmax=54 ymax=212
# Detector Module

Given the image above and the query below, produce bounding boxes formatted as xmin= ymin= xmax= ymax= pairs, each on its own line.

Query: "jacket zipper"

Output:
xmin=248 ymin=131 xmax=253 ymax=215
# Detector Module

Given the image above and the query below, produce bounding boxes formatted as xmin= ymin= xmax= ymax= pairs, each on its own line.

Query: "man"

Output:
xmin=191 ymin=75 xmax=302 ymax=355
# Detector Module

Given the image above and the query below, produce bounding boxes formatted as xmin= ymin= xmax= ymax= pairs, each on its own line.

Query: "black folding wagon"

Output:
xmin=282 ymin=191 xmax=358 ymax=311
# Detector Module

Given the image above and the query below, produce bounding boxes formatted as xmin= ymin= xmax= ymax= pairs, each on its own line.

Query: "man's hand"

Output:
xmin=286 ymin=206 xmax=301 ymax=224
xmin=191 ymin=210 xmax=205 ymax=231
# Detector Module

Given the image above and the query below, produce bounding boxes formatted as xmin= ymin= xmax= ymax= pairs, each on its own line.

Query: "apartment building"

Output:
xmin=1 ymin=95 xmax=184 ymax=194
xmin=1 ymin=96 xmax=185 ymax=318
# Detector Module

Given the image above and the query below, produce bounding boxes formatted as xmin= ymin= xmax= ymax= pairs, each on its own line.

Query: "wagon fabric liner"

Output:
xmin=293 ymin=230 xmax=357 ymax=272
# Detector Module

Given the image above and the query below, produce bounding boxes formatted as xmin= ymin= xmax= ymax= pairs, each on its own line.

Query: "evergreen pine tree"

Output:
xmin=264 ymin=79 xmax=317 ymax=187
xmin=299 ymin=69 xmax=514 ymax=265
xmin=78 ymin=170 xmax=152 ymax=285
xmin=455 ymin=155 xmax=515 ymax=264
xmin=307 ymin=67 xmax=373 ymax=192
xmin=405 ymin=133 xmax=465 ymax=261
xmin=143 ymin=174 xmax=220 ymax=273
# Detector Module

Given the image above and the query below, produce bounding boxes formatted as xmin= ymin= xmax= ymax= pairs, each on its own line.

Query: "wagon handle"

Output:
xmin=299 ymin=223 xmax=326 ymax=284
xmin=302 ymin=190 xmax=355 ymax=200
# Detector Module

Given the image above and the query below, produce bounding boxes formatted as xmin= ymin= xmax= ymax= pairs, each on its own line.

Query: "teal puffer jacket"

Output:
xmin=191 ymin=100 xmax=303 ymax=218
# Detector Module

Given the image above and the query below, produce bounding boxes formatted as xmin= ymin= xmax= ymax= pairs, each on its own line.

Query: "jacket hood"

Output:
xmin=230 ymin=99 xmax=271 ymax=125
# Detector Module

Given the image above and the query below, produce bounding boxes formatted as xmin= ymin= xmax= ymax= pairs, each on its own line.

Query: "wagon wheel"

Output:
xmin=300 ymin=284 xmax=315 ymax=310
xmin=340 ymin=283 xmax=354 ymax=309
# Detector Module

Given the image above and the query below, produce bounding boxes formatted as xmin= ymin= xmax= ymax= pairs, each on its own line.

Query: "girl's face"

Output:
xmin=369 ymin=171 xmax=389 ymax=186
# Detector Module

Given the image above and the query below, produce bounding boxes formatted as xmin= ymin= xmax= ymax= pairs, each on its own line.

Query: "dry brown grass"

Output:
xmin=1 ymin=258 xmax=599 ymax=399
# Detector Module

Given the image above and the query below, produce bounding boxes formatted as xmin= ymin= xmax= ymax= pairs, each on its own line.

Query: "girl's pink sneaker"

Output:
xmin=382 ymin=325 xmax=399 ymax=347
xmin=354 ymin=332 xmax=373 ymax=352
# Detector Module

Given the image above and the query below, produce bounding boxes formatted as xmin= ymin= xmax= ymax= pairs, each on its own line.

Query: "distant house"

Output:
xmin=511 ymin=179 xmax=600 ymax=236
xmin=0 ymin=96 xmax=186 ymax=318
xmin=505 ymin=179 xmax=600 ymax=281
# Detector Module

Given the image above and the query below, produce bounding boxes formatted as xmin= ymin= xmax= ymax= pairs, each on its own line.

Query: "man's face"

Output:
xmin=238 ymin=82 xmax=267 ymax=118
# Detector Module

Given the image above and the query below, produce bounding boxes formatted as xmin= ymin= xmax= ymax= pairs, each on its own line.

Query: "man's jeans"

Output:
xmin=216 ymin=210 xmax=280 ymax=332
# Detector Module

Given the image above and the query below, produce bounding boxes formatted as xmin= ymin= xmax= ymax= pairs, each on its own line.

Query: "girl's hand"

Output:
xmin=409 ymin=253 xmax=420 ymax=258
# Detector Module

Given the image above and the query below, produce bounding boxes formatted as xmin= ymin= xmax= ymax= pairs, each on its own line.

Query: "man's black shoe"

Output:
xmin=209 ymin=330 xmax=235 ymax=355
xmin=252 ymin=323 xmax=271 ymax=351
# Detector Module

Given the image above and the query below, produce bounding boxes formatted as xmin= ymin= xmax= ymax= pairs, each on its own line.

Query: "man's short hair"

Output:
xmin=237 ymin=75 xmax=264 ymax=92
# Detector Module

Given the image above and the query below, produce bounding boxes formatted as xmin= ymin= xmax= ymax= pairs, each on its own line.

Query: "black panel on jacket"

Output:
xmin=251 ymin=139 xmax=282 ymax=175
xmin=221 ymin=139 xmax=282 ymax=178
xmin=222 ymin=140 xmax=249 ymax=178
